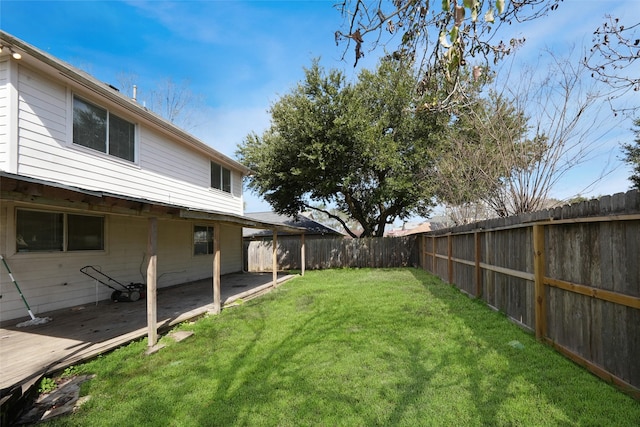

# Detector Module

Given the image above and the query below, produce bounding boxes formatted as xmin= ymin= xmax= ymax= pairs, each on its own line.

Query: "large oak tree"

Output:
xmin=237 ymin=58 xmax=447 ymax=237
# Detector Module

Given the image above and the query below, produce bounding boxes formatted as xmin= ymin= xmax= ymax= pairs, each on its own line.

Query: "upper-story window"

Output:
xmin=73 ymin=96 xmax=136 ymax=162
xmin=211 ymin=161 xmax=231 ymax=193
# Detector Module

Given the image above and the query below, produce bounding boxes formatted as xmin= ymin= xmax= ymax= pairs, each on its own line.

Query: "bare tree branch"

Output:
xmin=436 ymin=48 xmax=623 ymax=220
xmin=585 ymin=14 xmax=640 ymax=108
xmin=116 ymin=73 xmax=205 ymax=130
xmin=486 ymin=50 xmax=621 ymax=216
xmin=304 ymin=203 xmax=360 ymax=238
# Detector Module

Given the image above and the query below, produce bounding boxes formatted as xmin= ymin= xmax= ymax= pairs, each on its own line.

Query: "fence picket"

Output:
xmin=245 ymin=236 xmax=419 ymax=272
xmin=422 ymin=190 xmax=640 ymax=400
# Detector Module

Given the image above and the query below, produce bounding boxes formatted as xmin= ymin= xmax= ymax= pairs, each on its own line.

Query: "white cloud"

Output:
xmin=124 ymin=1 xmax=236 ymax=45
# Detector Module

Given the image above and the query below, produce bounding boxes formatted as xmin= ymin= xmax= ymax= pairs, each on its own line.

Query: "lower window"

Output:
xmin=67 ymin=214 xmax=105 ymax=251
xmin=194 ymin=225 xmax=214 ymax=255
xmin=16 ymin=209 xmax=104 ymax=252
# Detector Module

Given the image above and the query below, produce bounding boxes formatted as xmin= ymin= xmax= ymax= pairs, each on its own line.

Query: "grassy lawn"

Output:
xmin=45 ymin=268 xmax=639 ymax=426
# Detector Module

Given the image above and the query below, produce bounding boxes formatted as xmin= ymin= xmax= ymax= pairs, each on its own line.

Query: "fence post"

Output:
xmin=432 ymin=236 xmax=436 ymax=273
xmin=447 ymin=233 xmax=453 ymax=284
xmin=533 ymin=224 xmax=547 ymax=340
xmin=421 ymin=234 xmax=427 ymax=270
xmin=300 ymin=233 xmax=306 ymax=276
xmin=475 ymin=230 xmax=482 ymax=298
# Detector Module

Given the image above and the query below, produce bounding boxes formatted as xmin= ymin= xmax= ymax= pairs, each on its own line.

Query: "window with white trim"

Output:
xmin=16 ymin=209 xmax=104 ymax=252
xmin=73 ymin=96 xmax=136 ymax=162
xmin=211 ymin=162 xmax=231 ymax=193
xmin=194 ymin=225 xmax=214 ymax=255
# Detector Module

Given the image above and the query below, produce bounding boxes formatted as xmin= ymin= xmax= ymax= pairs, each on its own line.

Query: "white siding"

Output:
xmin=231 ymin=167 xmax=242 ymax=199
xmin=0 ymin=59 xmax=9 ymax=171
xmin=0 ymin=203 xmax=243 ymax=321
xmin=1 ymin=46 xmax=250 ymax=323
xmin=137 ymin=128 xmax=242 ymax=213
xmin=221 ymin=224 xmax=243 ymax=271
xmin=15 ymin=64 xmax=243 ymax=215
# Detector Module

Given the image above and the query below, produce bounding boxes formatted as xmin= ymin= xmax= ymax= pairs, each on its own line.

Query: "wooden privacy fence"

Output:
xmin=245 ymin=235 xmax=419 ymax=272
xmin=421 ymin=190 xmax=640 ymax=399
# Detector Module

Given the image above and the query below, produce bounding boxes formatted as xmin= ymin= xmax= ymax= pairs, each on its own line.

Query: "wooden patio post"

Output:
xmin=533 ymin=224 xmax=547 ymax=340
xmin=146 ymin=217 xmax=158 ymax=347
xmin=300 ymin=233 xmax=306 ymax=276
xmin=213 ymin=224 xmax=221 ymax=314
xmin=272 ymin=230 xmax=278 ymax=286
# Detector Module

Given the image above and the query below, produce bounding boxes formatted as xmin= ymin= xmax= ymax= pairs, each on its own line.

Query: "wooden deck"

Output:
xmin=0 ymin=272 xmax=295 ymax=393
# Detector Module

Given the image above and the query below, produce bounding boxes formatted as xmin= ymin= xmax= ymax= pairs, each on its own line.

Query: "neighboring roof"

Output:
xmin=385 ymin=222 xmax=433 ymax=237
xmin=0 ymin=30 xmax=250 ymax=176
xmin=0 ymin=172 xmax=305 ymax=233
xmin=243 ymin=212 xmax=344 ymax=238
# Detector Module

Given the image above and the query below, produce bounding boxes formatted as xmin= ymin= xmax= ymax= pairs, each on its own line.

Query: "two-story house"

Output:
xmin=0 ymin=31 xmax=299 ymax=326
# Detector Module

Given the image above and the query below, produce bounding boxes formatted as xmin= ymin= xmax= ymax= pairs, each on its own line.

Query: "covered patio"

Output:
xmin=0 ymin=174 xmax=307 ymax=423
xmin=1 ymin=173 xmax=307 ymax=389
xmin=0 ymin=272 xmax=296 ymax=393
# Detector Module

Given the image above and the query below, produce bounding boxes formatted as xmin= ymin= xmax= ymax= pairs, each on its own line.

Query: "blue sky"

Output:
xmin=1 ymin=0 xmax=637 ymax=216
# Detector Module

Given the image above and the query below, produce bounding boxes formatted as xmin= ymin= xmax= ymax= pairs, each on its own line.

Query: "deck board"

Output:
xmin=0 ymin=272 xmax=295 ymax=392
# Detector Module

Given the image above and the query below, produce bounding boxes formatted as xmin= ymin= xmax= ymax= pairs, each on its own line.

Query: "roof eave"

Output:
xmin=0 ymin=30 xmax=251 ymax=176
xmin=0 ymin=172 xmax=304 ymax=233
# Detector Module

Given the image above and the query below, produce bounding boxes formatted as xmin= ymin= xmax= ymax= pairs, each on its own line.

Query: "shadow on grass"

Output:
xmin=407 ymin=268 xmax=640 ymax=426
xmin=102 ymin=293 xmax=392 ymax=425
xmin=184 ymin=293 xmax=434 ymax=425
xmin=135 ymin=276 xmax=447 ymax=425
xmin=66 ymin=268 xmax=639 ymax=426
